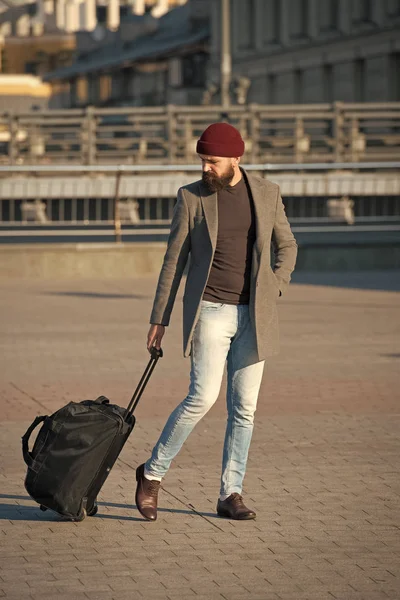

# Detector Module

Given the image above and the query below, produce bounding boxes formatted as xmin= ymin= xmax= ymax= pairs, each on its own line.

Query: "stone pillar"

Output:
xmin=16 ymin=14 xmax=30 ymax=36
xmin=107 ymin=0 xmax=120 ymax=30
xmin=80 ymin=0 xmax=97 ymax=30
xmin=133 ymin=0 xmax=146 ymax=15
xmin=37 ymin=0 xmax=54 ymax=22
xmin=45 ymin=0 xmax=55 ymax=14
xmin=152 ymin=0 xmax=169 ymax=18
xmin=65 ymin=0 xmax=80 ymax=32
xmin=55 ymin=0 xmax=66 ymax=30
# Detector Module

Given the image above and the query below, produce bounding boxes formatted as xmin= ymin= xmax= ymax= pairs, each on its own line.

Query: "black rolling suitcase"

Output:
xmin=22 ymin=347 xmax=162 ymax=522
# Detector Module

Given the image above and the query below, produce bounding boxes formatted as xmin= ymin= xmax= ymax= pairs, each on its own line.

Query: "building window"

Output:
xmin=318 ymin=0 xmax=339 ymax=33
xmin=110 ymin=72 xmax=121 ymax=101
xmin=354 ymin=59 xmax=365 ymax=101
xmin=70 ymin=79 xmax=77 ymax=107
xmin=1 ymin=49 xmax=9 ymax=73
xmin=323 ymin=64 xmax=333 ymax=102
xmin=236 ymin=0 xmax=256 ymax=50
xmin=88 ymin=74 xmax=100 ymax=105
xmin=289 ymin=0 xmax=309 ymax=41
xmin=96 ymin=5 xmax=107 ymax=24
xmin=267 ymin=73 xmax=276 ymax=104
xmin=332 ymin=62 xmax=354 ymax=102
xmin=120 ymin=5 xmax=129 ymax=19
xmin=48 ymin=54 xmax=58 ymax=72
xmin=294 ymin=69 xmax=303 ymax=103
xmin=389 ymin=53 xmax=400 ymax=100
xmin=56 ymin=50 xmax=74 ymax=68
xmin=182 ymin=53 xmax=207 ymax=87
xmin=25 ymin=62 xmax=38 ymax=75
xmin=386 ymin=0 xmax=400 ymax=18
xmin=351 ymin=0 xmax=372 ymax=24
xmin=263 ymin=0 xmax=281 ymax=45
xmin=120 ymin=67 xmax=133 ymax=99
xmin=34 ymin=51 xmax=50 ymax=76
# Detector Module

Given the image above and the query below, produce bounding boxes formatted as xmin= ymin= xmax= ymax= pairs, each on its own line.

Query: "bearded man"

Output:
xmin=135 ymin=122 xmax=298 ymax=521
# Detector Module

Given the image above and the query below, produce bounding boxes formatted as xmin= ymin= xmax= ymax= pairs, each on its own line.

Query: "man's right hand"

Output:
xmin=147 ymin=324 xmax=165 ymax=352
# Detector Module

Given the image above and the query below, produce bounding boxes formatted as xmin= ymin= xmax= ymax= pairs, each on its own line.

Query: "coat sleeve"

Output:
xmin=150 ymin=188 xmax=191 ymax=326
xmin=271 ymin=187 xmax=298 ymax=295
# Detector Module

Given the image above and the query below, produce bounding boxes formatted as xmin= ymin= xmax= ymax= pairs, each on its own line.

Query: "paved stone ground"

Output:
xmin=1 ymin=272 xmax=399 ymax=600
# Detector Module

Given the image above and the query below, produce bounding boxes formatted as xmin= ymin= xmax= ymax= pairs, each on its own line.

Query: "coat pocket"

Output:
xmin=269 ymin=268 xmax=281 ymax=297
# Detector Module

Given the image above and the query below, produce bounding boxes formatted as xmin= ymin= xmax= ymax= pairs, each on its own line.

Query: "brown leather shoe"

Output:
xmin=217 ymin=493 xmax=256 ymax=520
xmin=135 ymin=463 xmax=160 ymax=521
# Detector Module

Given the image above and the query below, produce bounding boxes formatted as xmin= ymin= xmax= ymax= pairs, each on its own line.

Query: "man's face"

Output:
xmin=199 ymin=154 xmax=236 ymax=192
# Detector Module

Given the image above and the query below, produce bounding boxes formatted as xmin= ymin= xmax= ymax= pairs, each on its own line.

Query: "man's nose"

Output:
xmin=203 ymin=164 xmax=211 ymax=172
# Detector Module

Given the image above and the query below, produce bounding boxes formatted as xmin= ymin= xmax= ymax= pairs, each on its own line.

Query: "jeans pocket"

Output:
xmin=201 ymin=300 xmax=225 ymax=311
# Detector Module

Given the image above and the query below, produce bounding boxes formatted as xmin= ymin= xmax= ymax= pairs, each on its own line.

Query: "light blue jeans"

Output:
xmin=145 ymin=300 xmax=265 ymax=497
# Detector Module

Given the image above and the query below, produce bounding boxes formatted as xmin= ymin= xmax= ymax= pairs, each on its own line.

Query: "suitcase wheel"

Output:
xmin=87 ymin=503 xmax=98 ymax=517
xmin=71 ymin=508 xmax=86 ymax=522
xmin=40 ymin=505 xmax=47 ymax=512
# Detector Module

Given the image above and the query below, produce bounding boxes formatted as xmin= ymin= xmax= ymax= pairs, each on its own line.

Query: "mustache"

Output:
xmin=202 ymin=168 xmax=234 ymax=192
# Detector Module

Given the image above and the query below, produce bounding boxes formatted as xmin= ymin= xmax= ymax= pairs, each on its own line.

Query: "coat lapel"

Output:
xmin=243 ymin=170 xmax=267 ymax=256
xmin=198 ymin=181 xmax=218 ymax=251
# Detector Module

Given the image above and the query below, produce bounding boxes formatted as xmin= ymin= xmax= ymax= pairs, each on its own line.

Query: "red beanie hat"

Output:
xmin=196 ymin=122 xmax=245 ymax=157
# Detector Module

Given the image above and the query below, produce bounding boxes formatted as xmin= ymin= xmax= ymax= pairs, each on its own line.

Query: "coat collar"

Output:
xmin=198 ymin=168 xmax=267 ymax=255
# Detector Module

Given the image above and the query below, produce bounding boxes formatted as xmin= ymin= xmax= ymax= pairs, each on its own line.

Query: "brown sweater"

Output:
xmin=203 ymin=176 xmax=256 ymax=305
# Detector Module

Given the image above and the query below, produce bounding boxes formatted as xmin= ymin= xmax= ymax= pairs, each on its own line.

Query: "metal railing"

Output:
xmin=0 ymin=102 xmax=400 ymax=165
xmin=1 ymin=164 xmax=399 ymax=238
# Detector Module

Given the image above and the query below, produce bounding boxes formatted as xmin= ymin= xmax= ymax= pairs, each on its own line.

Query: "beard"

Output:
xmin=202 ymin=165 xmax=235 ymax=193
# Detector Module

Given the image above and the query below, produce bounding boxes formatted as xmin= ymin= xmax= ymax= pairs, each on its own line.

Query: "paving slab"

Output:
xmin=0 ymin=272 xmax=399 ymax=600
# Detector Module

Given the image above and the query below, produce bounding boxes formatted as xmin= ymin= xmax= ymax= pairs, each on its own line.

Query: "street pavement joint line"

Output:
xmin=9 ymin=381 xmax=49 ymax=412
xmin=158 ymin=489 xmax=224 ymax=532
xmin=118 ymin=457 xmax=224 ymax=531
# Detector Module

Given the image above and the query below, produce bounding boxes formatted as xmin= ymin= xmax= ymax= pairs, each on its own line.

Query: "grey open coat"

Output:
xmin=150 ymin=169 xmax=298 ymax=361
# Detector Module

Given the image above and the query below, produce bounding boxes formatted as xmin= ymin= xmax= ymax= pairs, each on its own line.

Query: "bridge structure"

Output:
xmin=1 ymin=102 xmax=400 ymax=166
xmin=0 ymin=103 xmax=399 ymax=275
xmin=0 ymin=162 xmax=399 ymax=230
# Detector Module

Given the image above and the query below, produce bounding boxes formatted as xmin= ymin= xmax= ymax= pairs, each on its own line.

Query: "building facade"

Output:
xmin=0 ymin=0 xmax=187 ymax=77
xmin=45 ymin=0 xmax=207 ymax=108
xmin=6 ymin=0 xmax=400 ymax=109
xmin=208 ymin=0 xmax=400 ymax=104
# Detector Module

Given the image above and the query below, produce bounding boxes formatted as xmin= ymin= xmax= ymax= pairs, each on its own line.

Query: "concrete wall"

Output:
xmin=1 ymin=241 xmax=399 ymax=280
xmin=0 ymin=243 xmax=166 ymax=280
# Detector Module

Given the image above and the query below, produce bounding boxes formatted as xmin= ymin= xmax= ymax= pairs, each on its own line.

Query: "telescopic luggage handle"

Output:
xmin=124 ymin=347 xmax=163 ymax=420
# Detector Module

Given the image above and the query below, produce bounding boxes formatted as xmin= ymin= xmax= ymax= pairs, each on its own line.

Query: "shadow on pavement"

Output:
xmin=42 ymin=292 xmax=148 ymax=300
xmin=0 ymin=502 xmax=73 ymax=522
xmin=97 ymin=500 xmax=219 ymax=519
xmin=0 ymin=495 xmax=218 ymax=521
xmin=292 ymin=270 xmax=400 ymax=291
